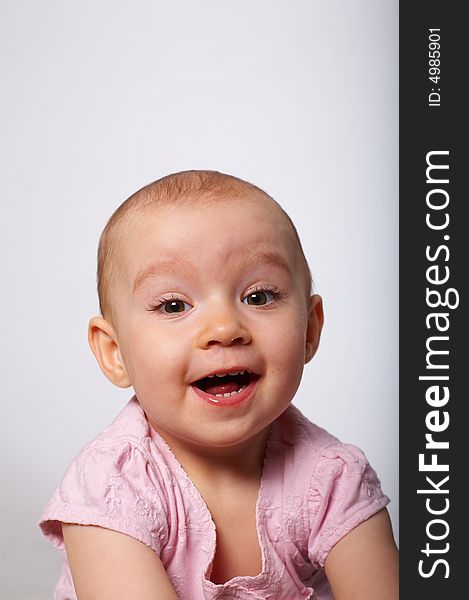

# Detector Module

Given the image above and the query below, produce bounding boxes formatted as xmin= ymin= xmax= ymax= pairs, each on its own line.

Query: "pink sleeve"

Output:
xmin=307 ymin=442 xmax=390 ymax=568
xmin=39 ymin=440 xmax=169 ymax=555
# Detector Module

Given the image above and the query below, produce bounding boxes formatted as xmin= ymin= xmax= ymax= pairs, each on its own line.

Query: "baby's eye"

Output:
xmin=243 ymin=290 xmax=275 ymax=306
xmin=147 ymin=297 xmax=192 ymax=315
xmin=162 ymin=299 xmax=191 ymax=313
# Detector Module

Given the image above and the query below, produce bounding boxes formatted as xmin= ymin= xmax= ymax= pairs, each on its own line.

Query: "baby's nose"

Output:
xmin=197 ymin=304 xmax=251 ymax=348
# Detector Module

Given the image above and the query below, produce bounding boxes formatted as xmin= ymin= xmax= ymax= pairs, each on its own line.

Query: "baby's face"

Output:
xmin=107 ymin=195 xmax=322 ymax=451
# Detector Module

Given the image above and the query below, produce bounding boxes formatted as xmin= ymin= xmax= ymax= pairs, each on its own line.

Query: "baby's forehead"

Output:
xmin=99 ymin=184 xmax=311 ymax=321
xmin=122 ymin=195 xmax=296 ymax=258
xmin=117 ymin=199 xmax=292 ymax=281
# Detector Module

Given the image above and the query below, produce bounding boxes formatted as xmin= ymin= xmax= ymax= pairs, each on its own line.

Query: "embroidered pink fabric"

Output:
xmin=40 ymin=397 xmax=389 ymax=599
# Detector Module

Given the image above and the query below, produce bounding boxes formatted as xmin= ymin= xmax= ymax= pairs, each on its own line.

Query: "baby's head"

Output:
xmin=89 ymin=170 xmax=323 ymax=450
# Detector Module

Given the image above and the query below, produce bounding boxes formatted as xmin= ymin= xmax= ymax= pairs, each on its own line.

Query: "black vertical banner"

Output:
xmin=400 ymin=3 xmax=465 ymax=598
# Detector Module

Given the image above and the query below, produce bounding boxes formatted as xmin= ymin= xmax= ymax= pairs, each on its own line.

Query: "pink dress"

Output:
xmin=40 ymin=397 xmax=389 ymax=599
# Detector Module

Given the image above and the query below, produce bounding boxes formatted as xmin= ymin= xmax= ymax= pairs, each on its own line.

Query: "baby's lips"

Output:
xmin=191 ymin=370 xmax=260 ymax=394
xmin=190 ymin=365 xmax=261 ymax=383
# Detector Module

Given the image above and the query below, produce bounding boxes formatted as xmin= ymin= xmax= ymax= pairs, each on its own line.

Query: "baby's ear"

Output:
xmin=304 ymin=294 xmax=324 ymax=364
xmin=88 ymin=317 xmax=131 ymax=388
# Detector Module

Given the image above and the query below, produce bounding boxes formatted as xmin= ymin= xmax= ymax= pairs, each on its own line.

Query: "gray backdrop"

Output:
xmin=0 ymin=1 xmax=398 ymax=597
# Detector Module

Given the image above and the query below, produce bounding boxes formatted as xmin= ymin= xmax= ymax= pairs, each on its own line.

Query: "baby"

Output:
xmin=40 ymin=170 xmax=398 ymax=599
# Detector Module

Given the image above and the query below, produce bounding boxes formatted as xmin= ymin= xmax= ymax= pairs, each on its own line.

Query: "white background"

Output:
xmin=0 ymin=1 xmax=398 ymax=597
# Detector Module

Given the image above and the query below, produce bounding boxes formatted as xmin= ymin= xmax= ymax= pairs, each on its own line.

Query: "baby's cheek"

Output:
xmin=269 ymin=320 xmax=306 ymax=376
xmin=274 ymin=311 xmax=307 ymax=349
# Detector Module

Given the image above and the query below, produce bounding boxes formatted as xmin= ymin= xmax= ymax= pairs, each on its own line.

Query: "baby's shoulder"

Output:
xmin=274 ymin=405 xmax=389 ymax=569
xmin=40 ymin=397 xmax=171 ymax=553
xmin=67 ymin=397 xmax=168 ymax=484
xmin=275 ymin=404 xmax=382 ymax=492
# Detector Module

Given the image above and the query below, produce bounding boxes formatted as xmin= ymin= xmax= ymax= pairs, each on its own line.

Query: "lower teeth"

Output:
xmin=214 ymin=385 xmax=246 ymax=398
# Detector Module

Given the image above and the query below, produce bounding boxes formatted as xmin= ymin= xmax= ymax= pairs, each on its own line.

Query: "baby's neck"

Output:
xmin=152 ymin=422 xmax=271 ymax=487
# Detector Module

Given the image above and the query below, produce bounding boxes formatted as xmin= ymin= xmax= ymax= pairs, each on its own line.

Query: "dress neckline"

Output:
xmin=148 ymin=418 xmax=278 ymax=589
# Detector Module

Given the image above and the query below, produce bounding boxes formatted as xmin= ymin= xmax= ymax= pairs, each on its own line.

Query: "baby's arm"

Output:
xmin=324 ymin=508 xmax=398 ymax=599
xmin=62 ymin=523 xmax=178 ymax=600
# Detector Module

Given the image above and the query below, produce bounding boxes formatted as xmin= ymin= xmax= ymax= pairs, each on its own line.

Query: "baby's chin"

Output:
xmin=148 ymin=410 xmax=272 ymax=454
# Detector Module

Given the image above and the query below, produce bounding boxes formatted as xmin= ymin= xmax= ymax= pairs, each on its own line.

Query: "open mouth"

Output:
xmin=192 ymin=370 xmax=259 ymax=398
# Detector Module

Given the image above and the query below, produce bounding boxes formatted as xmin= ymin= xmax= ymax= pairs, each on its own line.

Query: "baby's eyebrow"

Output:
xmin=246 ymin=250 xmax=292 ymax=275
xmin=132 ymin=251 xmax=292 ymax=293
xmin=132 ymin=258 xmax=192 ymax=293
